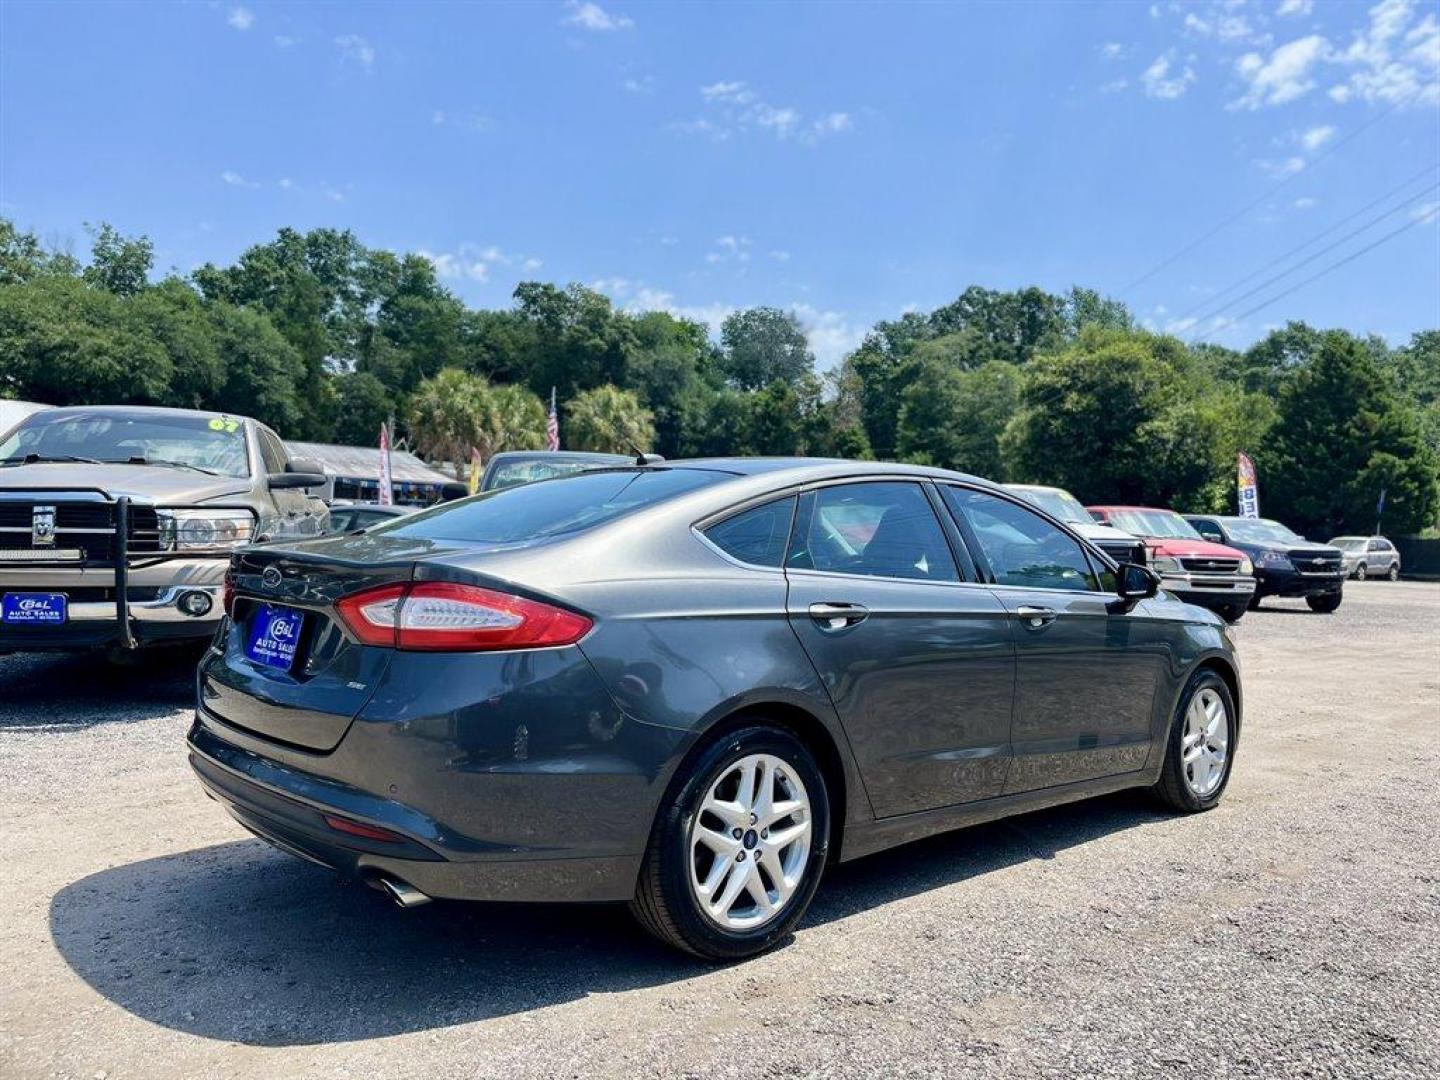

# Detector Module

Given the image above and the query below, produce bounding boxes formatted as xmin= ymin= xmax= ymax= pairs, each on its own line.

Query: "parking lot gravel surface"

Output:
xmin=1 ymin=580 xmax=1437 ymax=1079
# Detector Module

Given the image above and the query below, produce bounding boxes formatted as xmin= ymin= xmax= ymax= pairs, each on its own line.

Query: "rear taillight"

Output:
xmin=334 ymin=581 xmax=592 ymax=652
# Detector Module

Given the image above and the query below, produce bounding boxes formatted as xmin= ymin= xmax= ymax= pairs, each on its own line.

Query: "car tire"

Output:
xmin=1152 ymin=669 xmax=1238 ymax=813
xmin=1387 ymin=563 xmax=1400 ymax=582
xmin=1219 ymin=603 xmax=1247 ymax=623
xmin=1354 ymin=563 xmax=1367 ymax=580
xmin=630 ymin=724 xmax=830 ymax=961
xmin=1306 ymin=592 xmax=1342 ymax=613
xmin=1247 ymin=593 xmax=1263 ymax=611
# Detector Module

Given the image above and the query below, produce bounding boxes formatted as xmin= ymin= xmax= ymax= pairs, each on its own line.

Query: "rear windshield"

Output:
xmin=377 ymin=468 xmax=724 ymax=544
xmin=1012 ymin=487 xmax=1090 ymax=524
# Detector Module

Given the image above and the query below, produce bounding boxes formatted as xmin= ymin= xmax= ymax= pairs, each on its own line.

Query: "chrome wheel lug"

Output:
xmin=732 ymin=827 xmax=743 ymax=839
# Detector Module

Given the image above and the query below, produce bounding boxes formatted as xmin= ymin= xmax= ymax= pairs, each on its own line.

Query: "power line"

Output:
xmin=1183 ymin=181 xmax=1439 ymax=339
xmin=1117 ymin=95 xmax=1408 ymax=297
xmin=1169 ymin=162 xmax=1440 ymax=327
xmin=1193 ymin=211 xmax=1437 ymax=342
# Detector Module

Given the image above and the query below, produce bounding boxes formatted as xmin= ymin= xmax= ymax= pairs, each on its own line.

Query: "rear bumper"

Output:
xmin=187 ymin=711 xmax=651 ymax=904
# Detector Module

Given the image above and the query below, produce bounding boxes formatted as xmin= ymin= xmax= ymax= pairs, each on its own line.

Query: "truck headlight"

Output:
xmin=157 ymin=509 xmax=256 ymax=551
xmin=1239 ymin=556 xmax=1255 ymax=575
xmin=1151 ymin=555 xmax=1181 ymax=573
xmin=1252 ymin=552 xmax=1287 ymax=571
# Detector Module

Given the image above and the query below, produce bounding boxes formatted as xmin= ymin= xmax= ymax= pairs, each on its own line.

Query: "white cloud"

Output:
xmin=220 ymin=170 xmax=259 ymax=188
xmin=705 ymin=235 xmax=752 ymax=265
xmin=420 ymin=250 xmax=489 ymax=283
xmin=679 ymin=81 xmax=854 ymax=144
xmin=1142 ymin=51 xmax=1198 ymax=98
xmin=419 ymin=244 xmax=541 ymax=283
xmin=790 ymin=303 xmax=866 ymax=369
xmin=769 ymin=250 xmax=791 ymax=262
xmin=273 ymin=34 xmax=298 ymax=48
xmin=1413 ymin=199 xmax=1440 ymax=225
xmin=625 ymin=289 xmax=734 ymax=336
xmin=334 ymin=34 xmax=375 ymax=72
xmin=278 ymin=177 xmax=295 ymax=190
xmin=1100 ymin=42 xmax=1126 ymax=60
xmin=590 ymin=277 xmax=631 ymax=297
xmin=1257 ymin=155 xmax=1307 ymax=177
xmin=1230 ymin=34 xmax=1329 ymax=108
xmin=1293 ymin=196 xmax=1319 ymax=209
xmin=622 ymin=76 xmax=655 ymax=94
xmin=1100 ymin=78 xmax=1130 ymax=94
xmin=562 ymin=1 xmax=633 ymax=31
xmin=1299 ymin=123 xmax=1336 ymax=150
xmin=1330 ymin=0 xmax=1440 ymax=107
xmin=1278 ymin=0 xmax=1314 ymax=15
xmin=227 ymin=6 xmax=254 ymax=31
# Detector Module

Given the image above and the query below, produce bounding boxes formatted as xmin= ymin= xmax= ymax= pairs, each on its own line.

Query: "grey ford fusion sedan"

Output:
xmin=189 ymin=459 xmax=1241 ymax=960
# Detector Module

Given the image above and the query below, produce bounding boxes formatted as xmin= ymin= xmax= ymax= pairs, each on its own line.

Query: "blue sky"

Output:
xmin=2 ymin=0 xmax=1437 ymax=366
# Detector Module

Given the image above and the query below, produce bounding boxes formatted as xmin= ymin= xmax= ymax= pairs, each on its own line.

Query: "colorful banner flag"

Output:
xmin=378 ymin=423 xmax=393 ymax=506
xmin=546 ymin=386 xmax=560 ymax=451
xmin=468 ymin=447 xmax=483 ymax=495
xmin=1236 ymin=451 xmax=1259 ymax=518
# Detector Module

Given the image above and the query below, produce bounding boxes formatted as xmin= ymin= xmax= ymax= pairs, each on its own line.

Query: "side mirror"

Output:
xmin=1116 ymin=562 xmax=1160 ymax=603
xmin=270 ymin=458 xmax=326 ymax=490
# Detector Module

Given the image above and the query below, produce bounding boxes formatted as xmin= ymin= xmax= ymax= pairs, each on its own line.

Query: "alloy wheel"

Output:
xmin=1181 ymin=688 xmax=1229 ymax=798
xmin=688 ymin=753 xmax=812 ymax=931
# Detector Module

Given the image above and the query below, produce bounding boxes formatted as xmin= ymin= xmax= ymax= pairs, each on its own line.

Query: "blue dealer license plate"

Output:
xmin=246 ymin=604 xmax=305 ymax=671
xmin=2 ymin=592 xmax=67 ymax=625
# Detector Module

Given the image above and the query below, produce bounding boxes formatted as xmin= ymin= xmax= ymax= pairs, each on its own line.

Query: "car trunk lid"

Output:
xmin=199 ymin=535 xmax=467 ymax=751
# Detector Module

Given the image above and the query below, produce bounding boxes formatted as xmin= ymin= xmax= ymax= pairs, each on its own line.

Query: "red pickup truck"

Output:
xmin=1088 ymin=505 xmax=1256 ymax=622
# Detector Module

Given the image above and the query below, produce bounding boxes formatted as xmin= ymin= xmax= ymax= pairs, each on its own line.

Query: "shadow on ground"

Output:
xmin=49 ymin=791 xmax=1166 ymax=1046
xmin=0 ymin=648 xmax=197 ymax=726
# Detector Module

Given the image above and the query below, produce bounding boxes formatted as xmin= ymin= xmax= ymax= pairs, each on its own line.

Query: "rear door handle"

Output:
xmin=1016 ymin=605 xmax=1058 ymax=630
xmin=809 ymin=602 xmax=869 ymax=632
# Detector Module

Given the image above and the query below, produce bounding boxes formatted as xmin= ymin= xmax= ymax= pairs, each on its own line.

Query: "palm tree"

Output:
xmin=565 ymin=385 xmax=656 ymax=454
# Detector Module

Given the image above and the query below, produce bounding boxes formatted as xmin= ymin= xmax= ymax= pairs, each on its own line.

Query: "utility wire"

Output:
xmin=1117 ymin=95 xmax=1408 ymax=297
xmin=1193 ymin=211 xmax=1437 ymax=342
xmin=1170 ymin=162 xmax=1440 ymax=327
xmin=1183 ymin=181 xmax=1439 ymax=339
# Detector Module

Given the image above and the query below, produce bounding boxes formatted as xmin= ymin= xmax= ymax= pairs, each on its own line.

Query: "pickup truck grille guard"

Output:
xmin=0 ymin=491 xmax=226 ymax=649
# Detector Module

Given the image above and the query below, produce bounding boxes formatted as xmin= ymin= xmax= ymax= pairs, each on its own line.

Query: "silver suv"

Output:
xmin=1328 ymin=535 xmax=1402 ymax=581
xmin=0 ymin=406 xmax=328 ymax=657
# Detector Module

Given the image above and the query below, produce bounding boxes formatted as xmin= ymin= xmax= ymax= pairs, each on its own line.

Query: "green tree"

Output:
xmin=1001 ymin=328 xmax=1220 ymax=506
xmin=897 ymin=359 xmax=1021 ymax=478
xmin=207 ymin=302 xmax=305 ymax=433
xmin=332 ymin=372 xmax=394 ymax=447
xmin=514 ymin=282 xmax=637 ymax=398
xmin=0 ymin=219 xmax=79 ymax=284
xmin=0 ymin=274 xmax=172 ymax=405
xmin=81 ymin=223 xmax=153 ymax=296
xmin=1260 ymin=330 xmax=1439 ymax=537
xmin=564 ymin=385 xmax=655 ymax=454
xmin=719 ymin=307 xmax=813 ymax=390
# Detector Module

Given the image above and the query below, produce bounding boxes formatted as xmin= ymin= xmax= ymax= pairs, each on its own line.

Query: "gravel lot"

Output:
xmin=1 ymin=580 xmax=1437 ymax=1079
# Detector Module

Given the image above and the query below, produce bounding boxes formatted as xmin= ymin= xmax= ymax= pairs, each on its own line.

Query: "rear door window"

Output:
xmin=704 ymin=497 xmax=796 ymax=567
xmin=379 ymin=468 xmax=725 ymax=544
xmin=788 ymin=482 xmax=958 ymax=582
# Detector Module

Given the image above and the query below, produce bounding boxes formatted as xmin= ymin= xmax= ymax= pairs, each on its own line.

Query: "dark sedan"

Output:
xmin=189 ymin=460 xmax=1242 ymax=960
xmin=1184 ymin=515 xmax=1345 ymax=612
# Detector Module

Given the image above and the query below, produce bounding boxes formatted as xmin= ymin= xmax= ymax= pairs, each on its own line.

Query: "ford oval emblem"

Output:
xmin=261 ymin=566 xmax=283 ymax=590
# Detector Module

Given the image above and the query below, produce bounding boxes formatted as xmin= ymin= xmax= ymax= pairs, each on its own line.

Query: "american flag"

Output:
xmin=546 ymin=386 xmax=560 ymax=451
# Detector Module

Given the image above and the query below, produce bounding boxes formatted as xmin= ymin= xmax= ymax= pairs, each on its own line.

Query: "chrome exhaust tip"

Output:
xmin=378 ymin=876 xmax=433 ymax=909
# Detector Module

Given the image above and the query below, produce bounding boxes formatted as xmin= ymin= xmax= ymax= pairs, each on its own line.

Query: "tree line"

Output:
xmin=0 ymin=218 xmax=1435 ymax=537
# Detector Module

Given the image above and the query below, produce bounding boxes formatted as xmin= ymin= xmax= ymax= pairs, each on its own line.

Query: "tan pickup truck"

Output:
xmin=0 ymin=405 xmax=328 ymax=658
